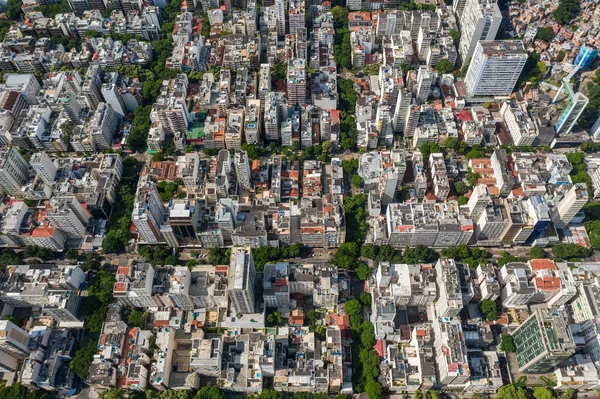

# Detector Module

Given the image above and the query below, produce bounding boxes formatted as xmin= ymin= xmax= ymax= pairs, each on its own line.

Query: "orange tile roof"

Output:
xmin=535 ymin=276 xmax=561 ymax=290
xmin=31 ymin=225 xmax=55 ymax=237
xmin=530 ymin=259 xmax=557 ymax=271
xmin=348 ymin=11 xmax=372 ymax=21
xmin=114 ymin=282 xmax=128 ymax=292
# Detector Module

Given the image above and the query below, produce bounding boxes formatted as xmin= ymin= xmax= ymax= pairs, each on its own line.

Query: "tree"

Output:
xmin=529 ymin=246 xmax=546 ymax=259
xmin=307 ymin=310 xmax=318 ymax=325
xmin=351 ymin=175 xmax=364 ymax=188
xmin=356 ymin=264 xmax=371 ymax=280
xmin=466 ymin=148 xmax=485 ymax=159
xmin=401 ymin=245 xmax=435 ymax=263
xmin=552 ymin=243 xmax=590 ymax=260
xmin=454 ymin=181 xmax=468 ymax=195
xmin=193 ymin=386 xmax=225 ymax=399
xmin=442 ymin=137 xmax=459 ymax=152
xmin=127 ymin=310 xmax=147 ymax=329
xmin=88 ymin=271 xmax=115 ymax=304
xmin=536 ymin=27 xmax=555 ymax=42
xmin=436 ymin=59 xmax=454 ymax=74
xmin=365 ymin=379 xmax=382 ymax=399
xmin=102 ymin=229 xmax=128 ymax=253
xmin=533 ymin=387 xmax=556 ymax=399
xmin=362 ymin=63 xmax=381 ymax=77
xmin=556 ymin=50 xmax=566 ymax=62
xmin=65 ymin=249 xmax=79 ymax=260
xmin=467 ymin=170 xmax=480 ymax=186
xmin=480 ymin=299 xmax=497 ymax=322
xmin=561 ymin=388 xmax=575 ymax=399
xmin=338 ymin=79 xmax=358 ymax=115
xmin=165 ymin=255 xmax=177 ymax=265
xmin=208 ymin=248 xmax=229 ymax=265
xmin=458 ymin=195 xmax=468 ymax=205
xmin=497 ymin=252 xmax=527 ymax=267
xmin=553 ymin=0 xmax=580 ymax=24
xmin=5 ymin=0 xmax=24 ymax=20
xmin=419 ymin=142 xmax=441 ymax=159
xmin=331 ymin=242 xmax=361 ymax=270
xmin=360 ymin=291 xmax=372 ymax=306
xmin=344 ymin=299 xmax=361 ymax=316
xmin=360 ymin=321 xmax=376 ymax=346
xmin=449 ymin=29 xmax=460 ymax=44
xmin=376 ymin=245 xmax=398 ymax=262
xmin=414 ymin=390 xmax=424 ymax=399
xmin=70 ymin=334 xmax=98 ymax=379
xmin=342 ymin=158 xmax=359 ymax=175
xmin=360 ymin=244 xmax=376 ymax=260
xmin=457 ymin=58 xmax=471 ymax=78
xmin=100 ymin=389 xmax=126 ymax=399
xmin=267 ymin=311 xmax=284 ymax=326
xmin=500 ymin=334 xmax=516 ymax=352
xmin=496 ymin=385 xmax=528 ymax=399
xmin=427 ymin=390 xmax=441 ymax=399
xmin=152 ymin=152 xmax=164 ymax=162
xmin=258 ymin=391 xmax=284 ymax=399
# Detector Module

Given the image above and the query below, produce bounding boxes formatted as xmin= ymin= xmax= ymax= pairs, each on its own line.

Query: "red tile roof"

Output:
xmin=530 ymin=259 xmax=557 ymax=271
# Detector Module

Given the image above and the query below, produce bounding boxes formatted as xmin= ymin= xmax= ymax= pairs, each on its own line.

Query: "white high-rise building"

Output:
xmin=132 ymin=175 xmax=166 ymax=243
xmin=468 ymin=184 xmax=492 ymax=222
xmin=258 ymin=64 xmax=270 ymax=110
xmin=590 ymin=116 xmax=600 ymax=139
xmin=435 ymin=258 xmax=463 ymax=318
xmin=458 ymin=0 xmax=502 ymax=64
xmin=453 ymin=0 xmax=467 ymax=19
xmin=287 ymin=58 xmax=306 ymax=105
xmin=555 ymin=92 xmax=590 ymax=135
xmin=500 ymin=101 xmax=538 ymax=146
xmin=234 ymin=150 xmax=252 ymax=191
xmin=264 ymin=92 xmax=281 ymax=141
xmin=275 ymin=0 xmax=286 ymax=37
xmin=29 ymin=152 xmax=57 ymax=185
xmin=289 ymin=0 xmax=305 ymax=35
xmin=0 ymin=147 xmax=31 ymax=195
xmin=228 ymin=247 xmax=256 ymax=314
xmin=416 ymin=65 xmax=435 ymax=103
xmin=465 ymin=40 xmax=527 ymax=97
xmin=244 ymin=99 xmax=261 ymax=145
xmin=392 ymin=88 xmax=411 ymax=133
xmin=45 ymin=196 xmax=90 ymax=239
xmin=100 ymin=73 xmax=126 ymax=118
xmin=476 ymin=201 xmax=511 ymax=245
xmin=552 ymin=183 xmax=589 ymax=229
xmin=0 ymin=320 xmax=30 ymax=360
xmin=89 ymin=102 xmax=118 ymax=150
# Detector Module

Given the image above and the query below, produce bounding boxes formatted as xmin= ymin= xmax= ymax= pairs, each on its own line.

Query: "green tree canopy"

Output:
xmin=351 ymin=175 xmax=364 ymax=188
xmin=533 ymin=387 xmax=556 ymax=399
xmin=360 ymin=291 xmax=372 ymax=306
xmin=500 ymin=334 xmax=516 ymax=352
xmin=127 ymin=309 xmax=147 ymax=329
xmin=496 ymin=384 xmax=528 ymax=399
xmin=436 ymin=59 xmax=454 ymax=74
xmin=356 ymin=264 xmax=371 ymax=280
xmin=193 ymin=386 xmax=225 ymax=399
xmin=529 ymin=246 xmax=546 ymax=259
xmin=480 ymin=299 xmax=497 ymax=322
xmin=553 ymin=0 xmax=580 ymax=24
xmin=536 ymin=27 xmax=556 ymax=42
xmin=454 ymin=181 xmax=468 ymax=195
xmin=344 ymin=299 xmax=361 ymax=316
xmin=552 ymin=243 xmax=590 ymax=260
